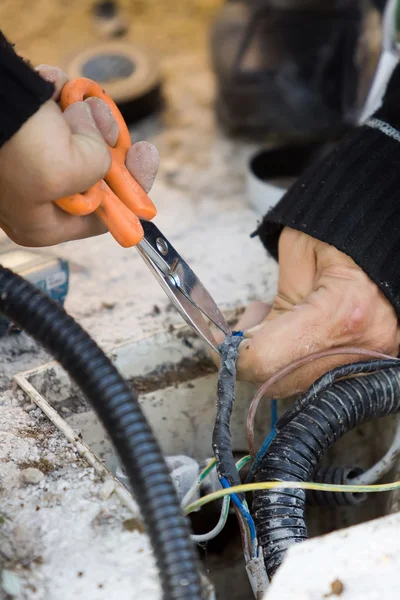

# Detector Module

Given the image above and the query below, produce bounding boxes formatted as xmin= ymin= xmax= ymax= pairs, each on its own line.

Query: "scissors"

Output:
xmin=55 ymin=78 xmax=231 ymax=353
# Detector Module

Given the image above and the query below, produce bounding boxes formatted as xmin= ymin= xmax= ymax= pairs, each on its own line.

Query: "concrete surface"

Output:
xmin=266 ymin=511 xmax=400 ymax=600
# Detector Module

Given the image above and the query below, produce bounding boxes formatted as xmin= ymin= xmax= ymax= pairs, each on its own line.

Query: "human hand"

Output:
xmin=234 ymin=227 xmax=400 ymax=396
xmin=0 ymin=65 xmax=159 ymax=247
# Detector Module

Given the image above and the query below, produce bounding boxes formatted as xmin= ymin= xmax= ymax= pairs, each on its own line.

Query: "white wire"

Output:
xmin=190 ymin=496 xmax=230 ymax=543
xmin=181 ymin=459 xmax=216 ymax=509
xmin=184 ymin=457 xmax=250 ymax=544
xmin=352 ymin=415 xmax=400 ymax=485
xmin=181 ymin=473 xmax=203 ymax=509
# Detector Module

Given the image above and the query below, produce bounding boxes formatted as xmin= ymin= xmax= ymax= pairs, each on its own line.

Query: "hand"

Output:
xmin=0 ymin=65 xmax=159 ymax=247
xmin=235 ymin=227 xmax=400 ymax=396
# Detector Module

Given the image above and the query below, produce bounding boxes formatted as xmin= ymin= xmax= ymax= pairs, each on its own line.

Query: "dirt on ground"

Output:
xmin=0 ymin=0 xmax=222 ymax=66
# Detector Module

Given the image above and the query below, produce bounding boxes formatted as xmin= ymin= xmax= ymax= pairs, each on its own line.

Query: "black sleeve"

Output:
xmin=0 ymin=31 xmax=54 ymax=147
xmin=253 ymin=61 xmax=400 ymax=317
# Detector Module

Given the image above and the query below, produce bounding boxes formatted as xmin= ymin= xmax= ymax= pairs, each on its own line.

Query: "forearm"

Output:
xmin=0 ymin=31 xmax=54 ymax=147
xmin=254 ymin=61 xmax=400 ymax=317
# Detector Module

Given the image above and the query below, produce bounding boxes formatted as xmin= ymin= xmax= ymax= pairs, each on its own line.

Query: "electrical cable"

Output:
xmin=220 ymin=477 xmax=258 ymax=557
xmin=246 ymin=348 xmax=400 ymax=457
xmin=247 ymin=429 xmax=277 ymax=483
xmin=247 ymin=399 xmax=278 ymax=483
xmin=305 ymin=466 xmax=367 ymax=506
xmin=181 ymin=458 xmax=216 ymax=509
xmin=188 ymin=456 xmax=251 ymax=544
xmin=184 ymin=477 xmax=400 ymax=514
xmin=182 ymin=329 xmax=257 ymax=551
xmin=233 ymin=505 xmax=253 ymax=563
xmin=212 ymin=334 xmax=259 ymax=559
xmin=351 ymin=414 xmax=400 ymax=485
xmin=0 ymin=267 xmax=202 ymax=600
xmin=212 ymin=335 xmax=243 ymax=491
xmin=227 ymin=455 xmax=256 ymax=562
xmin=276 ymin=358 xmax=400 ymax=431
xmin=191 ymin=496 xmax=230 ymax=544
xmin=252 ymin=366 xmax=400 ymax=578
xmin=247 ymin=356 xmax=400 ymax=482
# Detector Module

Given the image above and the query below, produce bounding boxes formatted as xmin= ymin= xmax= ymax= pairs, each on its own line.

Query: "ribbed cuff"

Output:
xmin=0 ymin=32 xmax=54 ymax=146
xmin=254 ymin=123 xmax=400 ymax=316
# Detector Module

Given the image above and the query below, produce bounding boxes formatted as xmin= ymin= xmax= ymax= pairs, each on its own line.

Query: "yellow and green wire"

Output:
xmin=185 ymin=470 xmax=400 ymax=516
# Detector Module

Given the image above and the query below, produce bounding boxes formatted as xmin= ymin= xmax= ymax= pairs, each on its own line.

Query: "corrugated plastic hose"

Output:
xmin=306 ymin=465 xmax=367 ymax=506
xmin=0 ymin=267 xmax=202 ymax=600
xmin=252 ymin=367 xmax=400 ymax=579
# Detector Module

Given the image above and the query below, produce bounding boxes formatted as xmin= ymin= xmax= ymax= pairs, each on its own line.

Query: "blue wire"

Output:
xmin=246 ymin=399 xmax=279 ymax=482
xmin=247 ymin=428 xmax=277 ymax=482
xmin=220 ymin=476 xmax=258 ymax=556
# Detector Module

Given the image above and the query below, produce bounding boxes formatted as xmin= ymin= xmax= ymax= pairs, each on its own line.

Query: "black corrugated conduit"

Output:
xmin=276 ymin=358 xmax=400 ymax=431
xmin=306 ymin=465 xmax=367 ymax=506
xmin=252 ymin=366 xmax=400 ymax=579
xmin=0 ymin=267 xmax=202 ymax=600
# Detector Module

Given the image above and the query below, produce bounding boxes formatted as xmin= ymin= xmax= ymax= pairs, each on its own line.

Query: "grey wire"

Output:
xmin=351 ymin=414 xmax=400 ymax=485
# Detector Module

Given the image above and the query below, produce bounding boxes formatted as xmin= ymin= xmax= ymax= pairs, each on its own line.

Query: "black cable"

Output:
xmin=252 ymin=367 xmax=400 ymax=578
xmin=0 ymin=267 xmax=202 ymax=600
xmin=212 ymin=335 xmax=243 ymax=496
xmin=247 ymin=359 xmax=400 ymax=484
xmin=276 ymin=358 xmax=400 ymax=430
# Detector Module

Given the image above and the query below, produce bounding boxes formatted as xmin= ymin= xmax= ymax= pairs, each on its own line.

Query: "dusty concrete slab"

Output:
xmin=0 ymin=388 xmax=159 ymax=600
xmin=265 ymin=511 xmax=400 ymax=600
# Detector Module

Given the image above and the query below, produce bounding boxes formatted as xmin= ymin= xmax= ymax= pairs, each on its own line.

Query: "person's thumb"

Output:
xmin=60 ymin=101 xmax=112 ymax=195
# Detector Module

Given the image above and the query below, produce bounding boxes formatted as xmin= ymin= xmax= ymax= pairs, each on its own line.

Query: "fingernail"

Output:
xmin=126 ymin=142 xmax=160 ymax=193
xmin=35 ymin=65 xmax=69 ymax=100
xmin=85 ymin=97 xmax=118 ymax=147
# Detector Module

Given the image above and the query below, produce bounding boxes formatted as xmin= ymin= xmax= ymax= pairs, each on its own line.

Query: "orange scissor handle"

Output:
xmin=54 ymin=77 xmax=157 ymax=247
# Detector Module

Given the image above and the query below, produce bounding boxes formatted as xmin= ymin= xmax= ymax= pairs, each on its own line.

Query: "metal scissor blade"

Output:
xmin=137 ymin=220 xmax=231 ymax=339
xmin=136 ymin=247 xmax=221 ymax=353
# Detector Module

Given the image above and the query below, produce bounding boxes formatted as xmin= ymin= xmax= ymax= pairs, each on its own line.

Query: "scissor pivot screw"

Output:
xmin=156 ymin=238 xmax=168 ymax=256
xmin=167 ymin=272 xmax=181 ymax=288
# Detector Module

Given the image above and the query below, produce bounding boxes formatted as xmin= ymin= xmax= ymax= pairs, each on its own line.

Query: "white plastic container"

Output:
xmin=246 ymin=144 xmax=329 ymax=215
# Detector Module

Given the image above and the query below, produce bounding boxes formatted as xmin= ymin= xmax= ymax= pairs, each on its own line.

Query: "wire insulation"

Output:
xmin=253 ymin=367 xmax=400 ymax=577
xmin=350 ymin=414 xmax=400 ymax=485
xmin=181 ymin=458 xmax=216 ymax=508
xmin=189 ymin=456 xmax=251 ymax=544
xmin=276 ymin=358 xmax=400 ymax=431
xmin=220 ymin=477 xmax=257 ymax=556
xmin=213 ymin=335 xmax=243 ymax=489
xmin=184 ymin=478 xmax=400 ymax=514
xmin=247 ymin=398 xmax=279 ymax=483
xmin=247 ymin=429 xmax=277 ymax=483
xmin=247 ymin=348 xmax=400 ymax=456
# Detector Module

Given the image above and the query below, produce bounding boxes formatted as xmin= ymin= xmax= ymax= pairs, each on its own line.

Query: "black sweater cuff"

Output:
xmin=254 ymin=77 xmax=400 ymax=317
xmin=0 ymin=32 xmax=54 ymax=146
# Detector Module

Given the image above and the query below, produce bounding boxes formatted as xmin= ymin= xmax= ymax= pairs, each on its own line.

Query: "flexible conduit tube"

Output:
xmin=0 ymin=268 xmax=202 ymax=600
xmin=252 ymin=368 xmax=400 ymax=579
xmin=306 ymin=465 xmax=367 ymax=506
